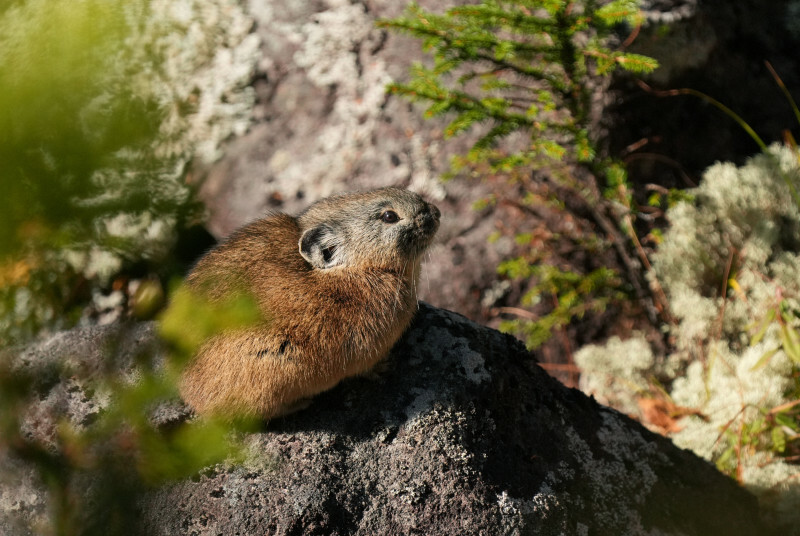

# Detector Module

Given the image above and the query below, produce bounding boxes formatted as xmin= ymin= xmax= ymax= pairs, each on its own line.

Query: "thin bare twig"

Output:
xmin=494 ymin=306 xmax=538 ymax=320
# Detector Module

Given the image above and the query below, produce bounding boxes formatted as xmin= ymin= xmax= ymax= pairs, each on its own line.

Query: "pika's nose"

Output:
xmin=418 ymin=202 xmax=440 ymax=234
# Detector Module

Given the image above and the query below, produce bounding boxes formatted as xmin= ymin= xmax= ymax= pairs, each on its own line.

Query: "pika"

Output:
xmin=179 ymin=188 xmax=440 ymax=419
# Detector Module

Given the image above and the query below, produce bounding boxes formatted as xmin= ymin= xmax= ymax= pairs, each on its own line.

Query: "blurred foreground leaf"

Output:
xmin=158 ymin=281 xmax=264 ymax=361
xmin=0 ymin=0 xmax=258 ymax=344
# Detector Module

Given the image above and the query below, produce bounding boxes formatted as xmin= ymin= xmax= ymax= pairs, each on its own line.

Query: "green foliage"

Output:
xmin=381 ymin=0 xmax=659 ymax=349
xmin=0 ymin=0 xmax=186 ymax=255
xmin=0 ymin=280 xmax=265 ymax=535
xmin=0 ymin=0 xmax=259 ymax=345
xmin=0 ymin=1 xmax=261 ymax=532
xmin=499 ymin=260 xmax=622 ymax=348
xmin=715 ymin=396 xmax=800 ymax=481
xmin=646 ymin=187 xmax=694 ymax=210
xmin=380 ymin=1 xmax=656 ymax=169
xmin=750 ymin=301 xmax=800 ymax=370
xmin=159 ymin=281 xmax=264 ymax=362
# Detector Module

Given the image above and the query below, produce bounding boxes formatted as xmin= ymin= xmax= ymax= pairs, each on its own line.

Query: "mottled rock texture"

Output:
xmin=1 ymin=305 xmax=771 ymax=535
xmin=196 ymin=0 xmax=800 ymax=325
xmin=197 ymin=0 xmax=506 ymax=322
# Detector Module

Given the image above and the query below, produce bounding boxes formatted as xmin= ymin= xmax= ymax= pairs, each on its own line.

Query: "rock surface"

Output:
xmin=196 ymin=0 xmax=511 ymax=323
xmin=196 ymin=0 xmax=800 ymax=326
xmin=1 ymin=304 xmax=772 ymax=535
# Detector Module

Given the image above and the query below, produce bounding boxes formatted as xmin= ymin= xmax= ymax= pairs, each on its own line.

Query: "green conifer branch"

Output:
xmin=383 ymin=0 xmax=664 ymax=347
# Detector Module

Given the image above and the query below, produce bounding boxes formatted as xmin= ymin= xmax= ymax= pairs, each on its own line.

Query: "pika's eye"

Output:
xmin=381 ymin=210 xmax=399 ymax=224
xmin=322 ymin=245 xmax=336 ymax=263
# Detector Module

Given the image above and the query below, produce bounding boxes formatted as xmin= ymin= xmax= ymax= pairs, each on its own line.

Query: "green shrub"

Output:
xmin=0 ymin=277 xmax=265 ymax=535
xmin=0 ymin=6 xmax=262 ymax=527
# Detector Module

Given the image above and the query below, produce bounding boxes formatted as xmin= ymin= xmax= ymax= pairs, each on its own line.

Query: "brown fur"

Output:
xmin=179 ymin=188 xmax=440 ymax=419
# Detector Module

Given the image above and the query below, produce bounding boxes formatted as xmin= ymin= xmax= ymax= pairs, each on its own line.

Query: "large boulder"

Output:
xmin=1 ymin=304 xmax=770 ymax=535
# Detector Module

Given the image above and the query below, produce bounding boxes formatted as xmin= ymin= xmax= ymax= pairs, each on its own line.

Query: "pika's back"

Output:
xmin=179 ymin=188 xmax=440 ymax=419
xmin=186 ymin=214 xmax=306 ymax=303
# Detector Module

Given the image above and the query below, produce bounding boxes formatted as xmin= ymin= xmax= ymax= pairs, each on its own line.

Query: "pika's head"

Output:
xmin=297 ymin=188 xmax=440 ymax=270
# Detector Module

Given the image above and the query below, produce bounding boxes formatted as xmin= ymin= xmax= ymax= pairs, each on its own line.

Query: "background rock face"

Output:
xmin=1 ymin=305 xmax=770 ymax=535
xmin=195 ymin=0 xmax=800 ymax=327
xmin=196 ymin=0 xmax=503 ymax=322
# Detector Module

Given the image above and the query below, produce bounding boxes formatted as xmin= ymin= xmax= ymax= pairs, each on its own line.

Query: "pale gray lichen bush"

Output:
xmin=576 ymin=144 xmax=800 ymax=525
xmin=0 ymin=0 xmax=259 ymax=343
xmin=573 ymin=335 xmax=656 ymax=413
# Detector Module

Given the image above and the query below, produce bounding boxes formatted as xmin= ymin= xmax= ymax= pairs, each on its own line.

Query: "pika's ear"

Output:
xmin=299 ymin=224 xmax=342 ymax=269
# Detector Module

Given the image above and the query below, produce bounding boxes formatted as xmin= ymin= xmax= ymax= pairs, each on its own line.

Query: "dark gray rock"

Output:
xmin=1 ymin=305 xmax=771 ymax=535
